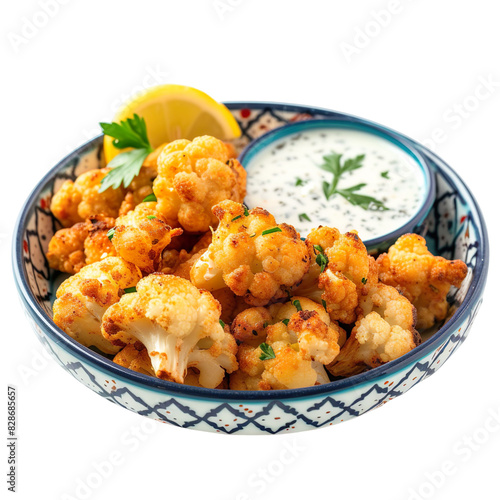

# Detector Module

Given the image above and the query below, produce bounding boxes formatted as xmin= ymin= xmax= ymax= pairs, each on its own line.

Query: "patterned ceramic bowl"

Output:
xmin=13 ymin=102 xmax=488 ymax=435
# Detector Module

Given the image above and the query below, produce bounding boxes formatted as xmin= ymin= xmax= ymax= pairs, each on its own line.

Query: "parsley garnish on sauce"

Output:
xmin=319 ymin=152 xmax=388 ymax=211
xmin=99 ymin=114 xmax=153 ymax=192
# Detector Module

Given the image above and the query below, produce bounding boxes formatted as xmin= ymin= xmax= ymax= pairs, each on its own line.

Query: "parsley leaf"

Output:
xmin=298 ymin=213 xmax=311 ymax=222
xmin=381 ymin=171 xmax=390 ymax=179
xmin=100 ymin=149 xmax=150 ymax=192
xmin=259 ymin=343 xmax=276 ymax=360
xmin=100 ymin=114 xmax=152 ymax=151
xmin=99 ymin=114 xmax=154 ymax=192
xmin=336 ymin=184 xmax=388 ymax=211
xmin=319 ymin=152 xmax=388 ymax=211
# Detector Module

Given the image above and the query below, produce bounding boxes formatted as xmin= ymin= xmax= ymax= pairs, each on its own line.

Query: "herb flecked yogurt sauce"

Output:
xmin=244 ymin=127 xmax=425 ymax=240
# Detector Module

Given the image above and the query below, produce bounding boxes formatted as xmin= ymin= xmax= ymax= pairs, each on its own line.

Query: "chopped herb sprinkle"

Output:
xmin=259 ymin=343 xmax=276 ymax=360
xmin=124 ymin=286 xmax=136 ymax=293
xmin=261 ymin=227 xmax=282 ymax=236
xmin=107 ymin=228 xmax=116 ymax=241
xmin=292 ymin=299 xmax=302 ymax=311
xmin=142 ymin=193 xmax=157 ymax=202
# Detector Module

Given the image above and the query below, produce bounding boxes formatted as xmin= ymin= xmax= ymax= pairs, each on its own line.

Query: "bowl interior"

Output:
xmin=15 ymin=102 xmax=485 ymax=397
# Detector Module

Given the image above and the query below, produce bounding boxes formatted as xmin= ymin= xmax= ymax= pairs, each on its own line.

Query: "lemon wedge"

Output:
xmin=103 ymin=84 xmax=241 ymax=163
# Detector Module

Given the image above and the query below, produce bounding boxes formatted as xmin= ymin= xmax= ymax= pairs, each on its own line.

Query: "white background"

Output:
xmin=2 ymin=1 xmax=499 ymax=499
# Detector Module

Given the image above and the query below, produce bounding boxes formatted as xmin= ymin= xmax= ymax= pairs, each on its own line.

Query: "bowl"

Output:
xmin=13 ymin=102 xmax=488 ymax=434
xmin=239 ymin=118 xmax=436 ymax=252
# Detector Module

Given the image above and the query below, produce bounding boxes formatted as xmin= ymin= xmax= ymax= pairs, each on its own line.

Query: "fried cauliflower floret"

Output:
xmin=50 ymin=169 xmax=125 ymax=227
xmin=190 ymin=201 xmax=310 ymax=306
xmin=113 ymin=344 xmax=155 ymax=376
xmin=52 ymin=257 xmax=142 ymax=354
xmin=377 ymin=234 xmax=468 ymax=329
xmin=319 ymin=231 xmax=378 ymax=324
xmin=113 ymin=343 xmax=229 ymax=388
xmin=153 ymin=136 xmax=247 ymax=232
xmin=118 ymin=166 xmax=157 ymax=216
xmin=111 ymin=202 xmax=182 ymax=274
xmin=328 ymin=283 xmax=420 ymax=377
xmin=46 ymin=222 xmax=88 ymax=274
xmin=292 ymin=226 xmax=341 ymax=303
xmin=162 ymin=232 xmax=212 ymax=278
xmin=229 ymin=297 xmax=344 ymax=390
xmin=101 ymin=274 xmax=238 ymax=388
xmin=116 ymin=144 xmax=166 ymax=216
xmin=47 ymin=215 xmax=117 ymax=274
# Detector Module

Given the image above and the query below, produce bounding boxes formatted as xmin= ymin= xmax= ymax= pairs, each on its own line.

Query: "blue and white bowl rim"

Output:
xmin=12 ymin=101 xmax=489 ymax=402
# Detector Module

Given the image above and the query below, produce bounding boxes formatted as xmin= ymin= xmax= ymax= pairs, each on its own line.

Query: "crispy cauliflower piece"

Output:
xmin=118 ymin=166 xmax=157 ymax=216
xmin=47 ymin=215 xmax=117 ymax=274
xmin=53 ymin=257 xmax=142 ymax=354
xmin=162 ymin=232 xmax=212 ymax=278
xmin=47 ymin=222 xmax=88 ymax=274
xmin=229 ymin=297 xmax=344 ymax=390
xmin=111 ymin=202 xmax=182 ymax=274
xmin=116 ymin=144 xmax=166 ymax=216
xmin=50 ymin=169 xmax=125 ymax=227
xmin=292 ymin=226 xmax=341 ymax=303
xmin=190 ymin=200 xmax=310 ymax=306
xmin=113 ymin=343 xmax=228 ymax=388
xmin=293 ymin=227 xmax=377 ymax=324
xmin=319 ymin=231 xmax=378 ymax=324
xmin=101 ymin=274 xmax=238 ymax=388
xmin=153 ymin=136 xmax=247 ymax=232
xmin=328 ymin=283 xmax=420 ymax=377
xmin=377 ymin=234 xmax=468 ymax=329
xmin=113 ymin=344 xmax=155 ymax=376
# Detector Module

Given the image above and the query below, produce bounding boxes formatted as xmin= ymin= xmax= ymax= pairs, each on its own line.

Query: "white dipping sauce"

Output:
xmin=244 ymin=127 xmax=425 ymax=240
